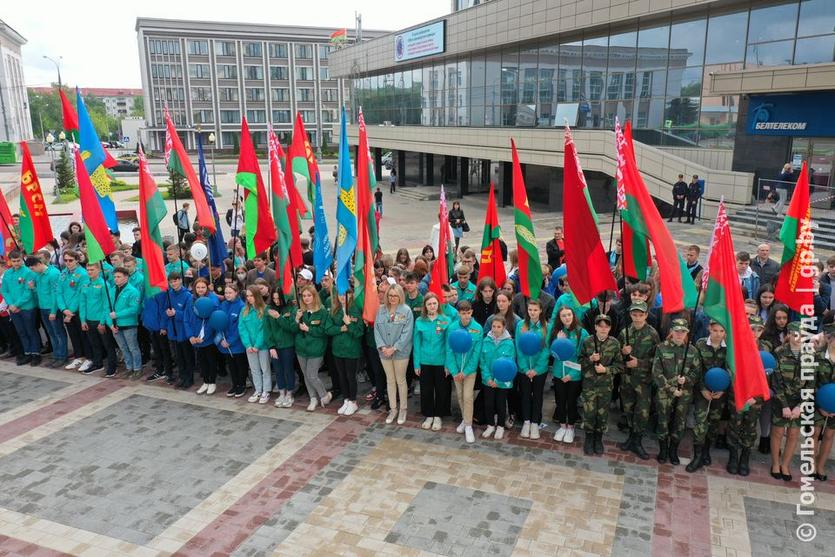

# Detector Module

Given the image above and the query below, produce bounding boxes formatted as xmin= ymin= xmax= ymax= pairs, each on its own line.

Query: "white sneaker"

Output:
xmin=196 ymin=383 xmax=209 ymax=395
xmin=307 ymin=398 xmax=318 ymax=412
xmin=344 ymin=401 xmax=358 ymax=416
xmin=338 ymin=400 xmax=349 ymax=415
xmin=530 ymin=423 xmax=540 ymax=440
xmin=247 ymin=392 xmax=261 ymax=403
xmin=397 ymin=409 xmax=408 ymax=425
xmin=274 ymin=395 xmax=286 ymax=408
xmin=283 ymin=395 xmax=294 ymax=408
xmin=482 ymin=426 xmax=496 ymax=438
xmin=553 ymin=427 xmax=567 ymax=442
xmin=432 ymin=417 xmax=442 ymax=431
xmin=206 ymin=384 xmax=216 ymax=395
xmin=66 ymin=358 xmax=84 ymax=370
xmin=386 ymin=408 xmax=397 ymax=424
xmin=456 ymin=421 xmax=466 ymax=434
xmin=564 ymin=427 xmax=575 ymax=444
xmin=421 ymin=417 xmax=433 ymax=430
xmin=494 ymin=426 xmax=505 ymax=440
xmin=77 ymin=360 xmax=91 ymax=372
xmin=464 ymin=426 xmax=475 ymax=443
xmin=321 ymin=392 xmax=333 ymax=406
xmin=259 ymin=392 xmax=270 ymax=404
xmin=521 ymin=421 xmax=531 ymax=438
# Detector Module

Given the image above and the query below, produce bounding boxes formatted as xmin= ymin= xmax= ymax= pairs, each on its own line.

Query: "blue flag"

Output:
xmin=334 ymin=107 xmax=357 ymax=295
xmin=312 ymin=167 xmax=333 ymax=283
xmin=197 ymin=135 xmax=227 ymax=268
xmin=76 ymin=89 xmax=118 ymax=232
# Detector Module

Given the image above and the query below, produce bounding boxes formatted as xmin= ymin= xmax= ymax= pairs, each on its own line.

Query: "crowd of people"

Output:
xmin=1 ymin=211 xmax=834 ymax=483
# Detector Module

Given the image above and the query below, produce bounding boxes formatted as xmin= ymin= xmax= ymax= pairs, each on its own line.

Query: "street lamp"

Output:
xmin=208 ymin=132 xmax=218 ymax=197
xmin=46 ymin=133 xmax=56 ymax=193
xmin=42 ymin=55 xmax=63 ymax=89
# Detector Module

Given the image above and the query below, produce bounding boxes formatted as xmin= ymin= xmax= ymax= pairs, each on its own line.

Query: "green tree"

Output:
xmin=166 ymin=168 xmax=190 ymax=199
xmin=132 ymin=96 xmax=145 ymax=117
xmin=54 ymin=149 xmax=76 ymax=194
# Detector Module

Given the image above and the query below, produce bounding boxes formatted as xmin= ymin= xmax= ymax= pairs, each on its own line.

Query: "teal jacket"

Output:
xmin=295 ymin=308 xmax=329 ymax=358
xmin=2 ymin=266 xmax=36 ymax=310
xmin=453 ymin=280 xmax=476 ymax=303
xmin=57 ymin=266 xmax=90 ymax=313
xmin=324 ymin=305 xmax=365 ymax=359
xmin=104 ymin=282 xmax=141 ymax=327
xmin=79 ymin=277 xmax=110 ymax=323
xmin=445 ymin=319 xmax=483 ymax=376
xmin=479 ymin=330 xmax=516 ymax=389
xmin=33 ymin=265 xmax=61 ymax=313
xmin=128 ymin=270 xmax=145 ymax=300
xmin=553 ymin=293 xmax=595 ymax=323
xmin=165 ymin=259 xmax=190 ymax=277
xmin=239 ymin=307 xmax=268 ymax=350
xmin=549 ymin=325 xmax=588 ymax=381
xmin=413 ymin=313 xmax=453 ymax=368
xmin=515 ymin=320 xmax=550 ymax=375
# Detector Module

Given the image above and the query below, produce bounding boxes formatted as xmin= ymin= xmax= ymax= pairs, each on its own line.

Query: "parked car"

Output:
xmin=45 ymin=142 xmax=66 ymax=152
xmin=111 ymin=157 xmax=139 ymax=172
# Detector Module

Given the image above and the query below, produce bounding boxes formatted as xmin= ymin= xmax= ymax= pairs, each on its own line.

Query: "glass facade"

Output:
xmin=351 ymin=0 xmax=835 ymax=148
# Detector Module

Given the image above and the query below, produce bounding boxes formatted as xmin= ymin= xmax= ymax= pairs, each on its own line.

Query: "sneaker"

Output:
xmin=227 ymin=387 xmax=237 ymax=397
xmin=521 ymin=421 xmax=531 ymax=438
xmin=207 ymin=384 xmax=216 ymax=395
xmin=530 ymin=423 xmax=540 ymax=440
xmin=397 ymin=409 xmax=408 ymax=425
xmin=338 ymin=400 xmax=349 ymax=415
xmin=564 ymin=427 xmax=575 ymax=444
xmin=456 ymin=421 xmax=466 ymax=434
xmin=104 ymin=370 xmax=116 ymax=378
xmin=494 ymin=426 xmax=505 ymax=440
xmin=432 ymin=417 xmax=442 ymax=431
xmin=258 ymin=393 xmax=270 ymax=404
xmin=307 ymin=398 xmax=318 ymax=412
xmin=274 ymin=395 xmax=286 ymax=408
xmin=81 ymin=363 xmax=101 ymax=376
xmin=247 ymin=392 xmax=261 ymax=403
xmin=344 ymin=401 xmax=358 ymax=416
xmin=146 ymin=372 xmax=165 ymax=382
xmin=553 ymin=427 xmax=567 ymax=442
xmin=386 ymin=409 xmax=397 ymax=424
xmin=196 ymin=383 xmax=209 ymax=395
xmin=421 ymin=417 xmax=433 ymax=430
xmin=29 ymin=354 xmax=42 ymax=367
xmin=234 ymin=387 xmax=247 ymax=398
xmin=65 ymin=358 xmax=84 ymax=370
xmin=482 ymin=426 xmax=496 ymax=438
xmin=283 ymin=395 xmax=294 ymax=407
xmin=166 ymin=376 xmax=177 ymax=385
xmin=78 ymin=360 xmax=93 ymax=373
xmin=464 ymin=426 xmax=475 ymax=443
xmin=505 ymin=416 xmax=515 ymax=430
xmin=321 ymin=392 xmax=333 ymax=406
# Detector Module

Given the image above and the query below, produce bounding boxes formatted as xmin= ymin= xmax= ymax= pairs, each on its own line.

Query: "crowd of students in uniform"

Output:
xmin=0 ymin=219 xmax=834 ymax=483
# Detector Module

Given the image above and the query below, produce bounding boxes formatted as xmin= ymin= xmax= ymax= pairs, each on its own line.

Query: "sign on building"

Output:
xmin=394 ymin=21 xmax=445 ymax=62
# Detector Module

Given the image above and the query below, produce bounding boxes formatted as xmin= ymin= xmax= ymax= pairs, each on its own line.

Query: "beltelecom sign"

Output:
xmin=748 ymin=92 xmax=834 ymax=137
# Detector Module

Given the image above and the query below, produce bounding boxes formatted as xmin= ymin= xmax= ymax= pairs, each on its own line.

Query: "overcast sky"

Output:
xmin=7 ymin=0 xmax=449 ymax=89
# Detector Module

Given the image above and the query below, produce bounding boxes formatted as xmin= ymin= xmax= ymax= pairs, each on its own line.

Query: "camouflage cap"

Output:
xmin=670 ymin=318 xmax=690 ymax=332
xmin=594 ymin=313 xmax=613 ymax=325
xmin=822 ymin=322 xmax=835 ymax=335
xmin=787 ymin=321 xmax=802 ymax=333
xmin=748 ymin=315 xmax=765 ymax=329
xmin=629 ymin=301 xmax=648 ymax=313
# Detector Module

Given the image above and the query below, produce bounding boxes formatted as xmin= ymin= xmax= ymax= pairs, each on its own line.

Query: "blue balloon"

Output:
xmin=518 ymin=331 xmax=543 ymax=356
xmin=492 ymin=357 xmax=517 ymax=382
xmin=553 ymin=264 xmax=567 ymax=279
xmin=213 ymin=332 xmax=224 ymax=345
xmin=705 ymin=367 xmax=731 ymax=392
xmin=550 ymin=338 xmax=576 ymax=361
xmin=194 ymin=297 xmax=216 ymax=319
xmin=209 ymin=310 xmax=229 ymax=331
xmin=760 ymin=351 xmax=777 ymax=375
xmin=448 ymin=329 xmax=473 ymax=354
xmin=818 ymin=383 xmax=835 ymax=414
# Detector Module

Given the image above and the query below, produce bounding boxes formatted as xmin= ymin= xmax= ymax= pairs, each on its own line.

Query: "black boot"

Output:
xmin=593 ymin=432 xmax=605 ymax=455
xmin=583 ymin=433 xmax=595 ymax=455
xmin=669 ymin=440 xmax=680 ymax=465
xmin=618 ymin=432 xmax=634 ymax=451
xmin=726 ymin=445 xmax=739 ymax=475
xmin=702 ymin=443 xmax=712 ymax=466
xmin=686 ymin=444 xmax=704 ymax=472
xmin=617 ymin=415 xmax=629 ymax=432
xmin=738 ymin=449 xmax=751 ymax=477
xmin=631 ymin=434 xmax=650 ymax=460
xmin=714 ymin=434 xmax=728 ymax=450
xmin=758 ymin=436 xmax=771 ymax=454
xmin=657 ymin=440 xmax=669 ymax=463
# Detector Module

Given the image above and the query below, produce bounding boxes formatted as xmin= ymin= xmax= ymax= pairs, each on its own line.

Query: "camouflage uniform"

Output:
xmin=579 ymin=335 xmax=623 ymax=434
xmin=771 ymin=344 xmax=814 ymax=428
xmin=617 ymin=323 xmax=660 ymax=434
xmin=728 ymin=337 xmax=772 ymax=450
xmin=691 ymin=338 xmax=728 ymax=444
xmin=815 ymin=348 xmax=835 ymax=430
xmin=652 ymin=340 xmax=699 ymax=444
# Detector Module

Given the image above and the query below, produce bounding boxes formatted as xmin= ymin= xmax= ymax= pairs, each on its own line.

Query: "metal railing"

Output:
xmin=754 ymin=178 xmax=835 ymax=239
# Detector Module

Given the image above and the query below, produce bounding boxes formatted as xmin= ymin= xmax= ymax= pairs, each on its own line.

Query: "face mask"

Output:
xmin=237 ymin=273 xmax=246 ymax=280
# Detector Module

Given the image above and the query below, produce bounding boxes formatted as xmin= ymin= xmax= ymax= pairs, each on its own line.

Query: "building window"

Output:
xmin=246 ymin=109 xmax=267 ymax=123
xmin=218 ymin=64 xmax=238 ymax=79
xmin=216 ymin=41 xmax=236 ymax=56
xmin=273 ymin=110 xmax=291 ymax=123
xmin=244 ymin=42 xmax=262 ymax=57
xmin=295 ymin=66 xmax=313 ymax=81
xmin=220 ymin=110 xmax=241 ymax=124
xmin=219 ymin=88 xmax=239 ymax=102
xmin=245 ymin=65 xmax=264 ymax=80
xmin=321 ymin=109 xmax=335 ymax=123
xmin=191 ymin=87 xmax=212 ymax=101
xmin=269 ymin=43 xmax=288 ymax=58
xmin=187 ymin=40 xmax=208 ymax=56
xmin=294 ymin=44 xmax=313 ymax=59
xmin=270 ymin=66 xmax=289 ymax=80
xmin=189 ymin=64 xmax=210 ymax=79
xmin=319 ymin=44 xmax=331 ymax=60
xmin=271 ymin=88 xmax=290 ymax=102
xmin=193 ymin=109 xmax=214 ymax=124
xmin=300 ymin=110 xmax=317 ymax=122
xmin=319 ymin=67 xmax=330 ymax=81
xmin=221 ymin=131 xmax=239 ymax=147
xmin=246 ymin=87 xmax=265 ymax=101
xmin=321 ymin=88 xmax=338 ymax=102
xmin=296 ymin=87 xmax=314 ymax=102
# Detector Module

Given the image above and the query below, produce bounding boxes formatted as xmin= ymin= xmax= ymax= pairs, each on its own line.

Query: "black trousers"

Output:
xmin=326 ymin=343 xmax=339 ymax=394
xmin=334 ymin=357 xmax=359 ymax=401
xmin=149 ymin=331 xmax=173 ymax=375
xmin=227 ymin=352 xmax=249 ymax=390
xmin=362 ymin=342 xmax=386 ymax=398
xmin=518 ymin=373 xmax=547 ymax=424
xmin=173 ymin=340 xmax=195 ymax=387
xmin=196 ymin=344 xmax=219 ymax=383
xmin=419 ymin=364 xmax=451 ymax=418
xmin=483 ymin=386 xmax=508 ymax=427
xmin=686 ymin=199 xmax=698 ymax=222
xmin=66 ymin=314 xmax=91 ymax=359
xmin=553 ymin=379 xmax=582 ymax=425
xmin=138 ymin=326 xmax=151 ymax=364
xmin=670 ymin=198 xmax=685 ymax=220
xmin=0 ymin=315 xmax=21 ymax=356
xmin=86 ymin=321 xmax=117 ymax=372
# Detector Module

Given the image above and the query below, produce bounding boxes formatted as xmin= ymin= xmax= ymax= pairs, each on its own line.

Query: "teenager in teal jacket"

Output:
xmin=445 ymin=300 xmax=483 ymax=442
xmin=57 ymin=250 xmax=91 ymax=368
xmin=79 ymin=263 xmax=117 ymax=376
xmin=239 ymin=285 xmax=271 ymax=404
xmin=479 ymin=316 xmax=516 ymax=440
xmin=27 ymin=257 xmax=68 ymax=367
xmin=548 ymin=306 xmax=588 ymax=444
xmin=2 ymin=251 xmax=40 ymax=364
xmin=515 ymin=299 xmax=550 ymax=440
xmin=294 ymin=285 xmax=332 ymax=411
xmin=325 ymin=292 xmax=365 ymax=416
xmin=106 ymin=268 xmax=143 ymax=376
xmin=414 ymin=292 xmax=453 ymax=430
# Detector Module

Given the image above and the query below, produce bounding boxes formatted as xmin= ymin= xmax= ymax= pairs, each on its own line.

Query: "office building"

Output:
xmin=0 ymin=19 xmax=33 ymax=143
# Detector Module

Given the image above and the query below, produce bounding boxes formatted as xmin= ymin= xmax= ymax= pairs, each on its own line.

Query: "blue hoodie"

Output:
xmin=186 ymin=293 xmax=219 ymax=347
xmin=161 ymin=286 xmax=192 ymax=342
xmin=143 ymin=294 xmax=163 ymax=332
xmin=215 ymin=298 xmax=245 ymax=354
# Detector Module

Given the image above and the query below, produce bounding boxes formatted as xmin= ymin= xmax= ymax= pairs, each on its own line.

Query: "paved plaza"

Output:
xmin=0 ymin=362 xmax=833 ymax=557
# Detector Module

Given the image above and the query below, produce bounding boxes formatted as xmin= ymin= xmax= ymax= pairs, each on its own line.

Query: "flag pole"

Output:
xmin=619 ymin=213 xmax=629 ymax=347
xmin=100 ymin=262 xmax=114 ymax=313
xmin=0 ymin=211 xmax=20 ymax=252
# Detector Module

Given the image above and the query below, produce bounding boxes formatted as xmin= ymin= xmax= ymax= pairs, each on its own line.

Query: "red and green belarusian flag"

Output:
xmin=288 ymin=113 xmax=316 ymax=210
xmin=268 ymin=125 xmax=298 ymax=295
xmin=237 ymin=117 xmax=277 ymax=257
xmin=164 ymin=108 xmax=215 ymax=234
xmin=58 ymin=89 xmax=79 ymax=143
xmin=478 ymin=182 xmax=507 ymax=287
xmin=18 ymin=141 xmax=53 ymax=253
xmin=429 ymin=186 xmax=454 ymax=298
xmin=330 ymin=28 xmax=347 ymax=44
xmin=621 ymin=121 xmax=697 ymax=312
xmin=774 ymin=161 xmax=814 ymax=312
xmin=510 ymin=139 xmax=542 ymax=299
xmin=74 ymin=149 xmax=115 ymax=264
xmin=615 ymin=118 xmax=650 ymax=280
xmin=703 ymin=199 xmax=770 ymax=410
xmin=137 ymin=146 xmax=167 ymax=292
xmin=353 ymin=109 xmax=379 ymax=323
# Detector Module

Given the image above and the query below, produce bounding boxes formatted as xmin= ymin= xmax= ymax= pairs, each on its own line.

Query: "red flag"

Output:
xmin=268 ymin=127 xmax=300 ymax=294
xmin=0 ymin=188 xmax=18 ymax=253
xmin=429 ymin=187 xmax=452 ymax=298
xmin=138 ymin=146 xmax=168 ymax=291
xmin=354 ymin=109 xmax=379 ymax=323
xmin=478 ymin=183 xmax=507 ymax=286
xmin=563 ymin=126 xmax=617 ymax=304
xmin=74 ymin=149 xmax=115 ymax=263
xmin=59 ymin=89 xmax=79 ymax=134
xmin=18 ymin=142 xmax=53 ymax=254
xmin=164 ymin=109 xmax=215 ymax=233
xmin=774 ymin=162 xmax=814 ymax=313
xmin=510 ymin=139 xmax=543 ymax=299
xmin=236 ymin=117 xmax=277 ymax=256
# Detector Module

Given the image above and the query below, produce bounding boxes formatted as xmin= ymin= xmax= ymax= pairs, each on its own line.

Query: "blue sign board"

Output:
xmin=748 ymin=92 xmax=835 ymax=137
xmin=394 ymin=21 xmax=445 ymax=62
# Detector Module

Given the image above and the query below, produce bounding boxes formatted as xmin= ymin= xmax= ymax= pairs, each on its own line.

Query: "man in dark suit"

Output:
xmin=669 ymin=175 xmax=687 ymax=222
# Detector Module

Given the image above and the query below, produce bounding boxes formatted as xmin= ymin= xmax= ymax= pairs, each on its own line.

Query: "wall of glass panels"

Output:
xmin=352 ymin=0 xmax=835 ymax=148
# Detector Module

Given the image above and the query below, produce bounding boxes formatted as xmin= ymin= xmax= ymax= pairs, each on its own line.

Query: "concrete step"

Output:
xmin=728 ymin=218 xmax=835 ymax=251
xmin=397 ymin=186 xmax=442 ymax=202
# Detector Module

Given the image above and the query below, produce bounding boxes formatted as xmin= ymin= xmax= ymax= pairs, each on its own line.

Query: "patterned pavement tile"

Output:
xmin=0 ymin=370 xmax=69 ymax=415
xmin=743 ymin=497 xmax=835 ymax=557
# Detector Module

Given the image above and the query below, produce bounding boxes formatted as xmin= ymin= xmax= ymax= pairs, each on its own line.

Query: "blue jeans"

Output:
xmin=271 ymin=347 xmax=296 ymax=391
xmin=11 ymin=309 xmax=41 ymax=355
xmin=247 ymin=349 xmax=271 ymax=394
xmin=41 ymin=309 xmax=68 ymax=360
xmin=114 ymin=327 xmax=142 ymax=371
